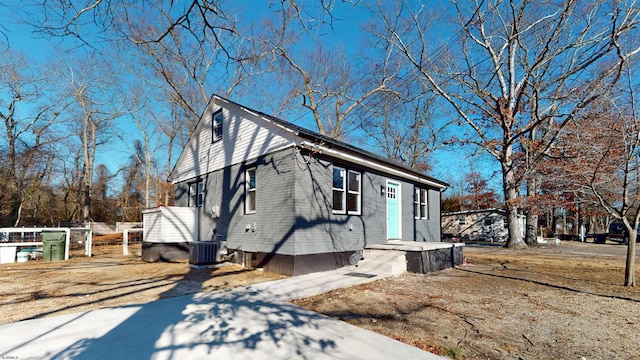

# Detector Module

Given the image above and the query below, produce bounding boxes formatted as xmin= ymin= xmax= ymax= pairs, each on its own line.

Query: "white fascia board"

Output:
xmin=215 ymin=95 xmax=301 ymax=138
xmin=299 ymin=141 xmax=447 ymax=190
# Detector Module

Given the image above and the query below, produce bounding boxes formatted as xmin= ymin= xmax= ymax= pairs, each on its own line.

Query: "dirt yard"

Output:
xmin=0 ymin=243 xmax=284 ymax=324
xmin=1 ymin=240 xmax=639 ymax=359
xmin=294 ymin=242 xmax=640 ymax=359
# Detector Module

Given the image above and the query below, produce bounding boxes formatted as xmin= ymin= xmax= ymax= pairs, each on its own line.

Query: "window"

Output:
xmin=414 ymin=188 xmax=428 ymax=219
xmin=332 ymin=166 xmax=361 ymax=215
xmin=387 ymin=185 xmax=396 ymax=199
xmin=347 ymin=170 xmax=361 ymax=214
xmin=484 ymin=217 xmax=493 ymax=226
xmin=332 ymin=167 xmax=345 ymax=213
xmin=189 ymin=181 xmax=204 ymax=207
xmin=212 ymin=110 xmax=223 ymax=143
xmin=458 ymin=217 xmax=466 ymax=225
xmin=245 ymin=167 xmax=256 ymax=214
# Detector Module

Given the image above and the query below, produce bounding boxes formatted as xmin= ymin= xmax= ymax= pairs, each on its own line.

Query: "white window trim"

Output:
xmin=189 ymin=181 xmax=204 ymax=208
xmin=212 ymin=110 xmax=223 ymax=143
xmin=332 ymin=166 xmax=347 ymax=214
xmin=414 ymin=188 xmax=420 ymax=219
xmin=347 ymin=170 xmax=361 ymax=215
xmin=458 ymin=217 xmax=466 ymax=225
xmin=245 ymin=167 xmax=256 ymax=214
xmin=420 ymin=188 xmax=428 ymax=220
xmin=414 ymin=188 xmax=428 ymax=219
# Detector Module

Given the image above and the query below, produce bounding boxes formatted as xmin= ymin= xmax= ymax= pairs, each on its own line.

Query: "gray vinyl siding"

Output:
xmin=401 ymin=182 xmax=415 ymax=240
xmin=292 ymin=156 xmax=388 ymax=255
xmin=175 ymin=148 xmax=297 ymax=254
xmin=175 ymin=148 xmax=444 ymax=257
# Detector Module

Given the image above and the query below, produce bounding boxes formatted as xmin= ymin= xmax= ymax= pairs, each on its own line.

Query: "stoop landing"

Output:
xmin=357 ymin=241 xmax=465 ymax=275
xmin=352 ymin=249 xmax=407 ymax=276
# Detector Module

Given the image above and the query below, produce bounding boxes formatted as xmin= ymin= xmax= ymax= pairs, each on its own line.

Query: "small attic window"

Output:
xmin=212 ymin=110 xmax=223 ymax=143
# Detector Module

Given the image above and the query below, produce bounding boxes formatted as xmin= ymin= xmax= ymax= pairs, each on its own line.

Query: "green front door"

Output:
xmin=387 ymin=182 xmax=400 ymax=239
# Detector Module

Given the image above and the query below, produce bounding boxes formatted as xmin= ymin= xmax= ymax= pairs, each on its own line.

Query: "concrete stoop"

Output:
xmin=353 ymin=249 xmax=407 ymax=276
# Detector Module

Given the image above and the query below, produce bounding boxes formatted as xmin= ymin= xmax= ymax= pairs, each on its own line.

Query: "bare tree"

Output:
xmin=22 ymin=0 xmax=263 ymax=175
xmin=57 ymin=141 xmax=94 ymax=224
xmin=375 ymin=0 xmax=640 ymax=247
xmin=24 ymin=0 xmax=348 ymax=47
xmin=91 ymin=164 xmax=119 ymax=222
xmin=24 ymin=1 xmax=236 ymax=50
xmin=53 ymin=52 xmax=125 ymax=222
xmin=551 ymin=67 xmax=639 ymax=286
xmin=119 ymin=139 xmax=145 ymax=221
xmin=256 ymin=2 xmax=396 ymax=139
xmin=0 ymin=50 xmax=67 ymax=226
xmin=112 ymin=1 xmax=252 ymax=134
xmin=126 ymin=88 xmax=164 ymax=209
xmin=356 ymin=69 xmax=449 ymax=172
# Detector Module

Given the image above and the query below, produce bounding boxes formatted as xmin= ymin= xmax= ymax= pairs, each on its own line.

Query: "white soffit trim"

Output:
xmin=299 ymin=141 xmax=446 ymax=189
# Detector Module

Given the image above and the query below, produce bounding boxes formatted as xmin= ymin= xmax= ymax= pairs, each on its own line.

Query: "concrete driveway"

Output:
xmin=0 ymin=266 xmax=443 ymax=359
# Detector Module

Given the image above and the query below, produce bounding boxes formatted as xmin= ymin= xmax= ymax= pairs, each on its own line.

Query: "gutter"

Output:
xmin=299 ymin=141 xmax=447 ymax=190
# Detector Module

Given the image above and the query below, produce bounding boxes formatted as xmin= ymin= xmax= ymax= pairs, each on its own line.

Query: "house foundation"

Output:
xmin=232 ymin=249 xmax=355 ymax=276
xmin=366 ymin=241 xmax=465 ymax=274
xmin=142 ymin=242 xmax=189 ymax=262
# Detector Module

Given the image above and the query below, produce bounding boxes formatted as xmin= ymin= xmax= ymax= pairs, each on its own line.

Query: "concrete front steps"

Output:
xmin=347 ymin=241 xmax=466 ymax=277
xmin=352 ymin=249 xmax=407 ymax=276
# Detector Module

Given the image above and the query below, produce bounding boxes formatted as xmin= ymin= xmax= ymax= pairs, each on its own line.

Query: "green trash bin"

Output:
xmin=42 ymin=231 xmax=66 ymax=261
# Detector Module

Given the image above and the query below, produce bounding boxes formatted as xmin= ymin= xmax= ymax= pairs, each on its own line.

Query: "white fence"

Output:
xmin=0 ymin=225 xmax=148 ymax=262
xmin=90 ymin=222 xmax=142 ymax=235
xmin=0 ymin=227 xmax=93 ymax=261
xmin=123 ymin=228 xmax=143 ymax=255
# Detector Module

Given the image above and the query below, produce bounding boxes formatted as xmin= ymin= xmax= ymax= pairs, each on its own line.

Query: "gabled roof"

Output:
xmin=169 ymin=94 xmax=449 ymax=189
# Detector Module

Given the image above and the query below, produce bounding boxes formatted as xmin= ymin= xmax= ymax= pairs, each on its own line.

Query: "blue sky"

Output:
xmin=0 ymin=1 xmax=502 ymax=197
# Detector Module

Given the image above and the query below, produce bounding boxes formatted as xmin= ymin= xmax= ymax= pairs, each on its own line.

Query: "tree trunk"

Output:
xmin=625 ymin=230 xmax=636 ymax=286
xmin=551 ymin=207 xmax=558 ymax=238
xmin=525 ymin=212 xmax=539 ymax=246
xmin=506 ymin=204 xmax=526 ymax=248
xmin=503 ymin=152 xmax=526 ymax=248
xmin=13 ymin=197 xmax=23 ymax=227
xmin=524 ymin=178 xmax=539 ymax=246
xmin=145 ymin=170 xmax=150 ymax=208
xmin=83 ymin=185 xmax=91 ymax=222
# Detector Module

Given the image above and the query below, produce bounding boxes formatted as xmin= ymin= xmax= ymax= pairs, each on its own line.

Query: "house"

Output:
xmin=143 ymin=94 xmax=449 ymax=275
xmin=442 ymin=208 xmax=524 ymax=242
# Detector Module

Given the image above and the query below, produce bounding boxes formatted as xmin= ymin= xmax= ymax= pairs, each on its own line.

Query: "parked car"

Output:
xmin=605 ymin=222 xmax=640 ymax=244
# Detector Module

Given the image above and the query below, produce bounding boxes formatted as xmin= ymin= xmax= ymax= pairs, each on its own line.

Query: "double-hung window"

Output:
xmin=414 ymin=188 xmax=428 ymax=219
xmin=189 ymin=181 xmax=204 ymax=207
xmin=212 ymin=110 xmax=223 ymax=143
xmin=245 ymin=167 xmax=256 ymax=214
xmin=333 ymin=167 xmax=346 ymax=213
xmin=333 ymin=166 xmax=361 ymax=215
xmin=347 ymin=170 xmax=361 ymax=214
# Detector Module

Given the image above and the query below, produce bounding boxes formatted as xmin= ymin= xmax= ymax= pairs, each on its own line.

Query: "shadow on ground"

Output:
xmin=3 ymin=265 xmax=337 ymax=360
